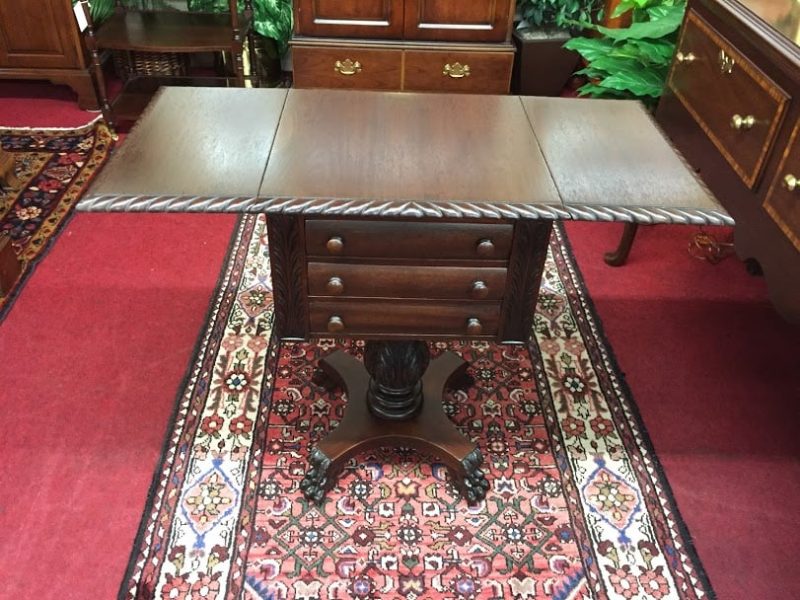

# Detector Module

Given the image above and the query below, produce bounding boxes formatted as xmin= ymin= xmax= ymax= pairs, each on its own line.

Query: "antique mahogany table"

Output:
xmin=78 ymin=87 xmax=732 ymax=503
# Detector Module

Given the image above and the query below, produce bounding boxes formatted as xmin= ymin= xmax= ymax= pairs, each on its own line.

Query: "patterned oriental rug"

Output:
xmin=0 ymin=120 xmax=114 ymax=321
xmin=124 ymin=215 xmax=714 ymax=600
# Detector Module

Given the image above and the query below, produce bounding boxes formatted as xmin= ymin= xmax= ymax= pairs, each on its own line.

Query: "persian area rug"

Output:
xmin=0 ymin=120 xmax=114 ymax=321
xmin=124 ymin=215 xmax=713 ymax=600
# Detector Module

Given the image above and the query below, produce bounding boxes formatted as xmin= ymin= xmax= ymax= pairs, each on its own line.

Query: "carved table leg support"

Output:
xmin=300 ymin=342 xmax=489 ymax=504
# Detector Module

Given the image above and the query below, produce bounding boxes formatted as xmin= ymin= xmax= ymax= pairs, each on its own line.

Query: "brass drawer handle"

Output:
xmin=730 ymin=114 xmax=755 ymax=131
xmin=782 ymin=174 xmax=797 ymax=192
xmin=326 ymin=276 xmax=344 ymax=295
xmin=443 ymin=62 xmax=471 ymax=79
xmin=466 ymin=317 xmax=483 ymax=336
xmin=476 ymin=238 xmax=495 ymax=257
xmin=676 ymin=51 xmax=696 ymax=63
xmin=327 ymin=315 xmax=345 ymax=333
xmin=326 ymin=236 xmax=344 ymax=254
xmin=335 ymin=59 xmax=362 ymax=76
xmin=718 ymin=50 xmax=735 ymax=74
xmin=471 ymin=281 xmax=489 ymax=300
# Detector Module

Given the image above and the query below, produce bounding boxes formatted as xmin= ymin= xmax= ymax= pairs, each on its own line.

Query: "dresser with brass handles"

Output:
xmin=291 ymin=0 xmax=516 ymax=94
xmin=657 ymin=0 xmax=800 ymax=321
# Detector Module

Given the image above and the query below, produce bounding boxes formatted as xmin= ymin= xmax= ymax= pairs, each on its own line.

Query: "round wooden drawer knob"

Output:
xmin=471 ymin=281 xmax=489 ymax=299
xmin=327 ymin=315 xmax=345 ymax=333
xmin=466 ymin=318 xmax=483 ymax=336
xmin=326 ymin=236 xmax=344 ymax=254
xmin=476 ymin=239 xmax=495 ymax=257
xmin=326 ymin=276 xmax=344 ymax=295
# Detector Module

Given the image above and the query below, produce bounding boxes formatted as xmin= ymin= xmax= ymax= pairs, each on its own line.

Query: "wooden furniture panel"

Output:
xmin=306 ymin=219 xmax=513 ymax=260
xmin=403 ymin=0 xmax=513 ymax=42
xmin=94 ymin=12 xmax=251 ymax=52
xmin=309 ymin=299 xmax=500 ymax=337
xmin=656 ymin=0 xmax=800 ymax=321
xmin=308 ymin=263 xmax=507 ymax=300
xmin=261 ymin=89 xmax=561 ymax=206
xmin=764 ymin=121 xmax=800 ymax=251
xmin=667 ymin=10 xmax=789 ymax=188
xmin=295 ymin=0 xmax=404 ymax=39
xmin=89 ymin=87 xmax=288 ymax=200
xmin=0 ymin=0 xmax=98 ymax=109
xmin=291 ymin=46 xmax=402 ymax=90
xmin=521 ymin=96 xmax=721 ymax=214
xmin=403 ymin=49 xmax=513 ymax=93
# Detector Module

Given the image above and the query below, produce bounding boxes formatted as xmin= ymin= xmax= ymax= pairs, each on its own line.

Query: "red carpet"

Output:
xmin=1 ymin=120 xmax=114 ymax=320
xmin=0 ymin=79 xmax=798 ymax=599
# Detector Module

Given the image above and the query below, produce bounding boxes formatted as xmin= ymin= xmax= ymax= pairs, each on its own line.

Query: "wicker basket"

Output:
xmin=112 ymin=50 xmax=189 ymax=79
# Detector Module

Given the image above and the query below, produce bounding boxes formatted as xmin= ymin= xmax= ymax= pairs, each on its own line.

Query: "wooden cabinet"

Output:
xmin=0 ymin=0 xmax=98 ymax=109
xmin=292 ymin=0 xmax=515 ymax=93
xmin=296 ymin=0 xmax=404 ymax=39
xmin=657 ymin=0 xmax=800 ymax=321
xmin=403 ymin=0 xmax=513 ymax=42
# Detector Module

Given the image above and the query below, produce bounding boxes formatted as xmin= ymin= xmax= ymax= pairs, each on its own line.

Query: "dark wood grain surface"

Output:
xmin=307 ymin=262 xmax=507 ymax=300
xmin=294 ymin=0 xmax=404 ymax=39
xmin=95 ymin=11 xmax=249 ymax=52
xmin=291 ymin=46 xmax=403 ymax=90
xmin=521 ymin=96 xmax=723 ymax=214
xmin=305 ymin=219 xmax=513 ymax=260
xmin=260 ymin=89 xmax=561 ymax=207
xmin=88 ymin=87 xmax=287 ymax=199
xmin=403 ymin=49 xmax=513 ymax=94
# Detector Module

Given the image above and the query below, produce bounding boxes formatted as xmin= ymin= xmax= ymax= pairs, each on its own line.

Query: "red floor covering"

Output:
xmin=0 ymin=80 xmax=798 ymax=599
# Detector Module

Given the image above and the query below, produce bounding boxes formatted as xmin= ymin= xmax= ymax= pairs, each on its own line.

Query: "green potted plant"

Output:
xmin=188 ymin=0 xmax=292 ymax=85
xmin=512 ymin=0 xmax=604 ymax=96
xmin=564 ymin=0 xmax=686 ymax=108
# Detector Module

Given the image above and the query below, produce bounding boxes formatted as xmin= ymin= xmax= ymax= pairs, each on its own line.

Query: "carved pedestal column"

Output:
xmin=300 ymin=341 xmax=489 ymax=504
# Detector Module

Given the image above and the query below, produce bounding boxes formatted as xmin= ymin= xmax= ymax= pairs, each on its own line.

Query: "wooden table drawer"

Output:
xmin=308 ymin=262 xmax=507 ymax=300
xmin=310 ymin=299 xmax=500 ymax=337
xmin=306 ymin=219 xmax=513 ymax=260
xmin=765 ymin=121 xmax=800 ymax=251
xmin=292 ymin=46 xmax=402 ymax=90
xmin=667 ymin=10 xmax=789 ymax=189
xmin=404 ymin=50 xmax=513 ymax=94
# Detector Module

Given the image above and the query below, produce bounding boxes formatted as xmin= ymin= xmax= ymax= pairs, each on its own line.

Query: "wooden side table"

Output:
xmin=79 ymin=87 xmax=732 ymax=503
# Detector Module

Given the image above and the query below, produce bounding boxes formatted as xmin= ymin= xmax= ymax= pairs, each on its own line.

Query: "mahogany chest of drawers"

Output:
xmin=657 ymin=0 xmax=800 ymax=320
xmin=268 ymin=215 xmax=551 ymax=343
xmin=291 ymin=0 xmax=515 ymax=94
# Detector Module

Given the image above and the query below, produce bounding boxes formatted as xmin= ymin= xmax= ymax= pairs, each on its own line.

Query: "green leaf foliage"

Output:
xmin=516 ymin=0 xmax=604 ymax=31
xmin=564 ymin=0 xmax=686 ymax=106
xmin=187 ymin=0 xmax=293 ymax=55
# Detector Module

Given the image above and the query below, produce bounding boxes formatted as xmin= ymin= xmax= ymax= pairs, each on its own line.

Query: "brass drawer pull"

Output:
xmin=782 ymin=174 xmax=797 ymax=192
xmin=335 ymin=59 xmax=362 ymax=76
xmin=676 ymin=51 xmax=696 ymax=63
xmin=327 ymin=315 xmax=345 ymax=333
xmin=443 ymin=62 xmax=470 ymax=79
xmin=326 ymin=236 xmax=344 ymax=254
xmin=470 ymin=281 xmax=489 ymax=300
xmin=326 ymin=276 xmax=344 ymax=295
xmin=476 ymin=238 xmax=495 ymax=256
xmin=730 ymin=114 xmax=755 ymax=131
xmin=718 ymin=50 xmax=735 ymax=74
xmin=466 ymin=317 xmax=483 ymax=335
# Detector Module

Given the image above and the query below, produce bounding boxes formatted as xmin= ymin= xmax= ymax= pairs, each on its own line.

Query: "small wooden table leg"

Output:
xmin=0 ymin=235 xmax=23 ymax=297
xmin=300 ymin=341 xmax=489 ymax=504
xmin=604 ymin=222 xmax=639 ymax=266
